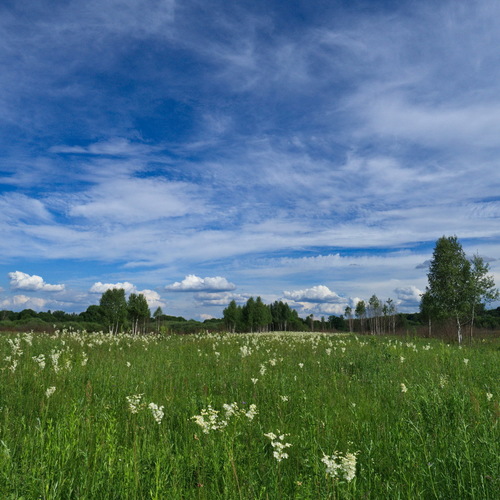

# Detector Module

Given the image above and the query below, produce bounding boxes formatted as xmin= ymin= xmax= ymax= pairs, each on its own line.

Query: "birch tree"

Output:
xmin=425 ymin=236 xmax=471 ymax=344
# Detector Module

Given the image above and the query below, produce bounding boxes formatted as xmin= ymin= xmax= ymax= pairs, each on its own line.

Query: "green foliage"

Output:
xmin=99 ymin=288 xmax=128 ymax=334
xmin=127 ymin=293 xmax=151 ymax=335
xmin=424 ymin=236 xmax=499 ymax=343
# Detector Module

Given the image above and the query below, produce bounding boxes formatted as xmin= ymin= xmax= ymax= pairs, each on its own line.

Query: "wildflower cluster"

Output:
xmin=32 ymin=354 xmax=46 ymax=370
xmin=45 ymin=386 xmax=56 ymax=398
xmin=148 ymin=403 xmax=165 ymax=424
xmin=192 ymin=402 xmax=258 ymax=434
xmin=264 ymin=431 xmax=292 ymax=462
xmin=126 ymin=393 xmax=146 ymax=414
xmin=321 ymin=451 xmax=358 ymax=482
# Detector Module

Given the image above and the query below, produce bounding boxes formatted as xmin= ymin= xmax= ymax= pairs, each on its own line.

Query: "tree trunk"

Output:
xmin=470 ymin=304 xmax=475 ymax=345
xmin=456 ymin=314 xmax=462 ymax=345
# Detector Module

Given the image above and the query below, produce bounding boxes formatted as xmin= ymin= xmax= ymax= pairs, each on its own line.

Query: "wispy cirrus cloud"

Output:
xmin=1 ymin=0 xmax=500 ymax=317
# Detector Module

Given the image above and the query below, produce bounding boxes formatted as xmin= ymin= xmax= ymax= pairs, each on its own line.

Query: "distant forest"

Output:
xmin=1 ymin=297 xmax=500 ymax=340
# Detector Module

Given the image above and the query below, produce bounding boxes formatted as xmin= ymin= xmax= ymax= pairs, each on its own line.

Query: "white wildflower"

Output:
xmin=463 ymin=358 xmax=469 ymax=366
xmin=264 ymin=431 xmax=292 ymax=462
xmin=251 ymin=378 xmax=258 ymax=385
xmin=322 ymin=451 xmax=358 ymax=482
xmin=298 ymin=363 xmax=304 ymax=369
xmin=32 ymin=354 xmax=46 ymax=370
xmin=148 ymin=403 xmax=165 ymax=424
xmin=45 ymin=386 xmax=56 ymax=398
xmin=400 ymin=356 xmax=405 ymax=363
xmin=486 ymin=392 xmax=493 ymax=401
xmin=280 ymin=395 xmax=289 ymax=402
xmin=240 ymin=345 xmax=252 ymax=357
xmin=223 ymin=402 xmax=239 ymax=418
xmin=400 ymin=383 xmax=408 ymax=393
xmin=245 ymin=404 xmax=258 ymax=420
xmin=126 ymin=393 xmax=145 ymax=414
xmin=192 ymin=405 xmax=227 ymax=434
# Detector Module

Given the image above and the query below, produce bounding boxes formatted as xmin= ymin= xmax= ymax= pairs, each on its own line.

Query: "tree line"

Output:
xmin=1 ymin=236 xmax=498 ymax=339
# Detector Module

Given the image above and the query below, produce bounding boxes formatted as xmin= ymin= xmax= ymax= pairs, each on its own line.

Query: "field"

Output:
xmin=0 ymin=330 xmax=499 ymax=499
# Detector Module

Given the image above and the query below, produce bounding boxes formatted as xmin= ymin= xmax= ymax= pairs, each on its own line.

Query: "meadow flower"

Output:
xmin=32 ymin=354 xmax=46 ymax=370
xmin=400 ymin=356 xmax=405 ymax=363
xmin=240 ymin=345 xmax=252 ymax=357
xmin=322 ymin=451 xmax=358 ymax=482
xmin=45 ymin=386 xmax=56 ymax=398
xmin=148 ymin=403 xmax=165 ymax=424
xmin=486 ymin=392 xmax=493 ymax=401
xmin=264 ymin=431 xmax=292 ymax=462
xmin=280 ymin=395 xmax=289 ymax=402
xmin=245 ymin=404 xmax=258 ymax=420
xmin=298 ymin=363 xmax=304 ymax=369
xmin=126 ymin=393 xmax=145 ymax=414
xmin=251 ymin=378 xmax=258 ymax=385
xmin=400 ymin=383 xmax=408 ymax=393
xmin=192 ymin=405 xmax=227 ymax=433
xmin=463 ymin=358 xmax=469 ymax=366
xmin=222 ymin=402 xmax=239 ymax=417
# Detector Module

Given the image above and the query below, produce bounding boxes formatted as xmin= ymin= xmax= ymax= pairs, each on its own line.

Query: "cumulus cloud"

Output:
xmin=88 ymin=282 xmax=165 ymax=309
xmin=166 ymin=275 xmax=236 ymax=292
xmin=8 ymin=271 xmax=65 ymax=292
xmin=395 ymin=286 xmax=423 ymax=309
xmin=137 ymin=289 xmax=165 ymax=310
xmin=0 ymin=295 xmax=49 ymax=310
xmin=89 ymin=281 xmax=136 ymax=294
xmin=283 ymin=285 xmax=344 ymax=304
xmin=194 ymin=291 xmax=248 ymax=307
xmin=282 ymin=285 xmax=352 ymax=317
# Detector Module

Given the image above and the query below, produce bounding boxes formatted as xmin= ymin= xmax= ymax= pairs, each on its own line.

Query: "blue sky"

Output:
xmin=1 ymin=0 xmax=500 ymax=319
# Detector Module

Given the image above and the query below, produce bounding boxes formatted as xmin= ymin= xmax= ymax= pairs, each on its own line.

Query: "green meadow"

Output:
xmin=0 ymin=330 xmax=499 ymax=499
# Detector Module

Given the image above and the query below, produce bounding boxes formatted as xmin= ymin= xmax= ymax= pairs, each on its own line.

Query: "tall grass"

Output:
xmin=0 ymin=330 xmax=498 ymax=499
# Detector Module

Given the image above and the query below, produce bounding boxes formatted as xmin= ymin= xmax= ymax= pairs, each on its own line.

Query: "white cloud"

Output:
xmin=89 ymin=281 xmax=136 ymax=294
xmin=282 ymin=285 xmax=351 ymax=317
xmin=137 ymin=289 xmax=165 ymax=310
xmin=166 ymin=275 xmax=236 ymax=292
xmin=0 ymin=194 xmax=52 ymax=223
xmin=88 ymin=281 xmax=165 ymax=310
xmin=283 ymin=285 xmax=344 ymax=304
xmin=69 ymin=176 xmax=204 ymax=224
xmin=395 ymin=286 xmax=423 ymax=309
xmin=0 ymin=295 xmax=49 ymax=310
xmin=8 ymin=271 xmax=65 ymax=292
xmin=193 ymin=291 xmax=248 ymax=307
